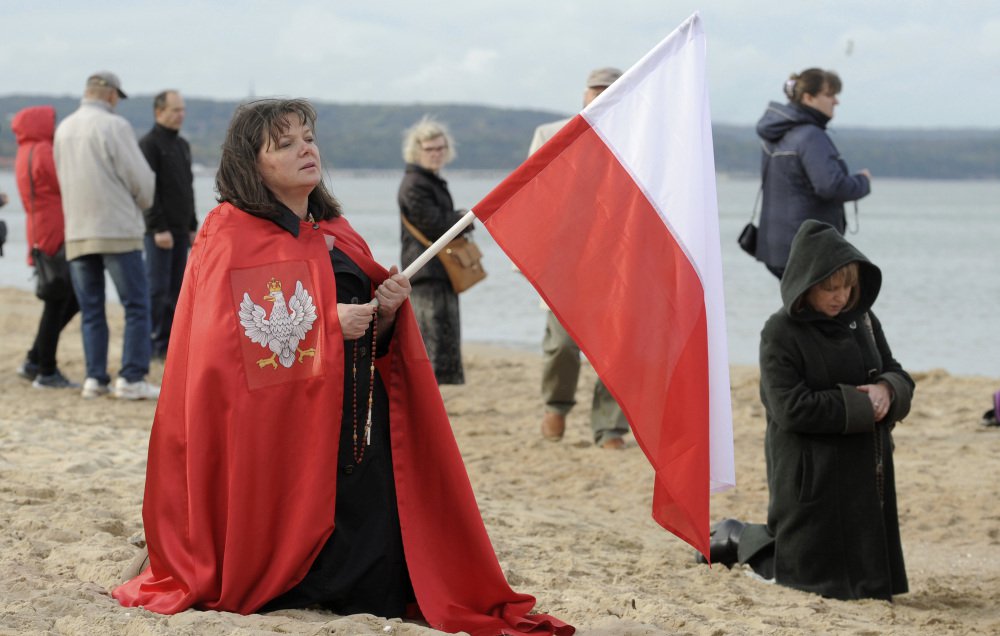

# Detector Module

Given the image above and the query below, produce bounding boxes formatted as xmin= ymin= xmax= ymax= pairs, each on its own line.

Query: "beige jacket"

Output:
xmin=54 ymin=99 xmax=155 ymax=258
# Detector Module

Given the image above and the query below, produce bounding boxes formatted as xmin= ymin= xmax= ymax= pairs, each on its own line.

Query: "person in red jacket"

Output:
xmin=11 ymin=106 xmax=80 ymax=389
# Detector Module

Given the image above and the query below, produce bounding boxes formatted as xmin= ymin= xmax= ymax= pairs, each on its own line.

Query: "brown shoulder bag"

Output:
xmin=400 ymin=214 xmax=487 ymax=293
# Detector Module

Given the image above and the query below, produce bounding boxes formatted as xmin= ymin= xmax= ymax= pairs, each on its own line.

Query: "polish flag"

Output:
xmin=473 ymin=13 xmax=734 ymax=556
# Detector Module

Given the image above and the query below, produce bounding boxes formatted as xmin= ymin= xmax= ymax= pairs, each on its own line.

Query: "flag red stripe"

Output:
xmin=475 ymin=116 xmax=592 ymax=222
xmin=475 ymin=122 xmax=710 ymax=553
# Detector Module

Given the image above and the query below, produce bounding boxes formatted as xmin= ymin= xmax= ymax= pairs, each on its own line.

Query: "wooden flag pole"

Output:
xmin=371 ymin=210 xmax=477 ymax=307
xmin=400 ymin=210 xmax=477 ymax=279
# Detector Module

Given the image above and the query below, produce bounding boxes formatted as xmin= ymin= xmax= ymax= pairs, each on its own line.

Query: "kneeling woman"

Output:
xmin=703 ymin=220 xmax=913 ymax=601
xmin=113 ymin=99 xmax=570 ymax=635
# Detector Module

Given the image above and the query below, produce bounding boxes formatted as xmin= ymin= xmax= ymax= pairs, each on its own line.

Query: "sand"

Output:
xmin=1 ymin=285 xmax=998 ymax=636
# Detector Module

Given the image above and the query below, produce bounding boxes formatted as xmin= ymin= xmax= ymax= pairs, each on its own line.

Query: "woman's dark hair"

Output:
xmin=784 ymin=68 xmax=842 ymax=104
xmin=215 ymin=98 xmax=341 ymax=220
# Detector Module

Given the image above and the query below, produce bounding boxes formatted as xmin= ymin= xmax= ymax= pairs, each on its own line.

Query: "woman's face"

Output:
xmin=257 ymin=116 xmax=322 ymax=206
xmin=805 ymin=279 xmax=853 ymax=317
xmin=801 ymin=83 xmax=839 ymax=119
xmin=417 ymin=135 xmax=448 ymax=172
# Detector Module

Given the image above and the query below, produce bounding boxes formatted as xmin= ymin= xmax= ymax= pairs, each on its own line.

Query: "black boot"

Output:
xmin=695 ymin=518 xmax=746 ymax=568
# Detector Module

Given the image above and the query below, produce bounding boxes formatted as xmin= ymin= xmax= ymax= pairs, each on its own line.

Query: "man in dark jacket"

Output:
xmin=140 ymin=90 xmax=197 ymax=360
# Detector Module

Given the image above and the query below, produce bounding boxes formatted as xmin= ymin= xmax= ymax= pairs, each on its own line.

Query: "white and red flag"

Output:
xmin=473 ymin=13 xmax=734 ymax=556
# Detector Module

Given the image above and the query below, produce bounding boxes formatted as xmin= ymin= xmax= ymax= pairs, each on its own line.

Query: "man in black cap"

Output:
xmin=527 ymin=67 xmax=631 ymax=450
xmin=54 ymin=71 xmax=158 ymax=400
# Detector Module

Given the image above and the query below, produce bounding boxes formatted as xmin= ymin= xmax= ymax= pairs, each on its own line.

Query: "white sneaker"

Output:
xmin=114 ymin=377 xmax=160 ymax=401
xmin=81 ymin=377 xmax=111 ymax=399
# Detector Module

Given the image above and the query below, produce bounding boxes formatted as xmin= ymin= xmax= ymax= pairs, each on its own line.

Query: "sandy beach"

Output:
xmin=1 ymin=285 xmax=998 ymax=635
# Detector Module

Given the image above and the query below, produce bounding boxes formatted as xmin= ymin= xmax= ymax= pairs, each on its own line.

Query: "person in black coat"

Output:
xmin=755 ymin=68 xmax=872 ymax=278
xmin=397 ymin=116 xmax=469 ymax=385
xmin=139 ymin=90 xmax=198 ymax=360
xmin=699 ymin=220 xmax=914 ymax=602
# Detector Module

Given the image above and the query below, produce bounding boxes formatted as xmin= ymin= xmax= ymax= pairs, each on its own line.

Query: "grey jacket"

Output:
xmin=54 ymin=98 xmax=155 ymax=258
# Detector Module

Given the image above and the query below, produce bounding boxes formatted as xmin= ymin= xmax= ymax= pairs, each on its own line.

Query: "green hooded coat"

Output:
xmin=739 ymin=219 xmax=913 ymax=600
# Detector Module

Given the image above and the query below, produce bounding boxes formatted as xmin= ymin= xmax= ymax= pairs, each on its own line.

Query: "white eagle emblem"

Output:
xmin=239 ymin=278 xmax=318 ymax=369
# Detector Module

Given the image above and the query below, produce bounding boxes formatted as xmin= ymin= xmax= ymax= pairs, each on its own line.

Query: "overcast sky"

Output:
xmin=4 ymin=1 xmax=998 ymax=128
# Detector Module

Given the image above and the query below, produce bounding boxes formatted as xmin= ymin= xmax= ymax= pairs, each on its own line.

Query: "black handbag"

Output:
xmin=738 ymin=182 xmax=762 ymax=257
xmin=33 ymin=245 xmax=72 ymax=301
xmin=737 ymin=220 xmax=757 ymax=256
xmin=739 ymin=153 xmax=771 ymax=258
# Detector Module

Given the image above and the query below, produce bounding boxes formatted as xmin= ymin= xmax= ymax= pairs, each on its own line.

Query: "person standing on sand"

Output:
xmin=139 ymin=89 xmax=198 ymax=361
xmin=754 ymin=68 xmax=872 ymax=279
xmin=397 ymin=116 xmax=470 ymax=385
xmin=529 ymin=67 xmax=630 ymax=450
xmin=10 ymin=106 xmax=81 ymax=389
xmin=53 ymin=71 xmax=159 ymax=400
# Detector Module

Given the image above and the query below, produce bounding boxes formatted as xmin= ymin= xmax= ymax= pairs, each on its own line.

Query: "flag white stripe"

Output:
xmin=583 ymin=12 xmax=735 ymax=491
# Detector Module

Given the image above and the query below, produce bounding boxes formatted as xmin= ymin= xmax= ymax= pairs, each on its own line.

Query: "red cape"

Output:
xmin=113 ymin=203 xmax=572 ymax=636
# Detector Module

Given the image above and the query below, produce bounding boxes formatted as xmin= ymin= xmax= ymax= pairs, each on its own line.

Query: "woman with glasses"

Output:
xmin=398 ymin=116 xmax=470 ymax=384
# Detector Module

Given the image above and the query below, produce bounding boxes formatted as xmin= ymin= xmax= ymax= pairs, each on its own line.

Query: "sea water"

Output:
xmin=1 ymin=170 xmax=997 ymax=376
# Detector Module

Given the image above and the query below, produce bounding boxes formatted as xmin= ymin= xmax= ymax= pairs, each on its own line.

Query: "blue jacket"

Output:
xmin=754 ymin=102 xmax=870 ymax=271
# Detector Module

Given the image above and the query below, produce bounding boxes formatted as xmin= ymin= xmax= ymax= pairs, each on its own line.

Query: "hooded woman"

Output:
xmin=700 ymin=220 xmax=913 ymax=602
xmin=11 ymin=105 xmax=80 ymax=388
xmin=755 ymin=68 xmax=872 ymax=278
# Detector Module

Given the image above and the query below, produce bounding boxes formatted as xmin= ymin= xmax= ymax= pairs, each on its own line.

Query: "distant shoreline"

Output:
xmin=2 ymin=95 xmax=998 ymax=178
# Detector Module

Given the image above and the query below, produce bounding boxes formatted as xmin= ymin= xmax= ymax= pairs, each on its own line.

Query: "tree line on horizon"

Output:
xmin=1 ymin=95 xmax=997 ymax=179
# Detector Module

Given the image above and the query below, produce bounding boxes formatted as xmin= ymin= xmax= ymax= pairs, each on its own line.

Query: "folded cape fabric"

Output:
xmin=113 ymin=203 xmax=572 ymax=636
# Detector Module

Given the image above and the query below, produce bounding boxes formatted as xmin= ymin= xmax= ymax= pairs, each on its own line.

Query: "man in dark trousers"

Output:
xmin=140 ymin=90 xmax=197 ymax=360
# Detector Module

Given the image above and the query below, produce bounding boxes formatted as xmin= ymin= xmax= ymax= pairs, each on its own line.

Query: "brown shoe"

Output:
xmin=600 ymin=437 xmax=626 ymax=450
xmin=541 ymin=412 xmax=566 ymax=441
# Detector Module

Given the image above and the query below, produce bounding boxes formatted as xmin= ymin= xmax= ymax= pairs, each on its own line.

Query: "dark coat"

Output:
xmin=755 ymin=102 xmax=870 ymax=271
xmin=397 ymin=163 xmax=465 ymax=285
xmin=139 ymin=123 xmax=197 ymax=234
xmin=747 ymin=220 xmax=913 ymax=601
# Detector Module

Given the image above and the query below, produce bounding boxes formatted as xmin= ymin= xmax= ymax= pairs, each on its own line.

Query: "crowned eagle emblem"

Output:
xmin=239 ymin=278 xmax=318 ymax=369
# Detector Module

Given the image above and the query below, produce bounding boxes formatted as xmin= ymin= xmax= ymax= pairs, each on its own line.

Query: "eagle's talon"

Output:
xmin=257 ymin=353 xmax=278 ymax=369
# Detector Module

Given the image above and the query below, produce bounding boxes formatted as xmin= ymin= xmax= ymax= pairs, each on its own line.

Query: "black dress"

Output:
xmin=264 ymin=247 xmax=414 ymax=616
